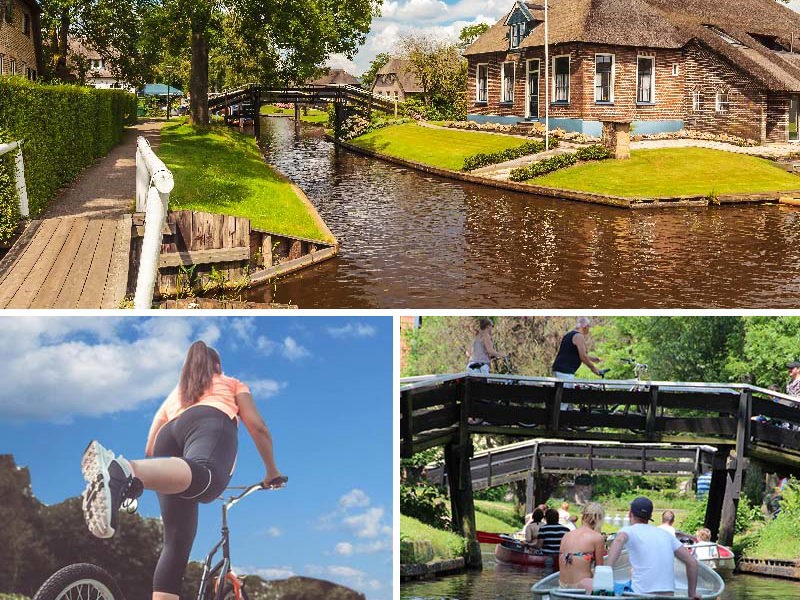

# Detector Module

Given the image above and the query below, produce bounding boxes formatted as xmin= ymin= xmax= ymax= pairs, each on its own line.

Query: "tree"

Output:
xmin=458 ymin=23 xmax=489 ymax=50
xmin=360 ymin=52 xmax=390 ymax=90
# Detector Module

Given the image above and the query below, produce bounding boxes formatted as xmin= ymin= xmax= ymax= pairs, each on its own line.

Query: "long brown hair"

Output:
xmin=179 ymin=341 xmax=222 ymax=407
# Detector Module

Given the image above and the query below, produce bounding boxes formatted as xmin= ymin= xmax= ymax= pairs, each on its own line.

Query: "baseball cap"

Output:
xmin=630 ymin=496 xmax=654 ymax=521
xmin=787 ymin=361 xmax=800 ymax=370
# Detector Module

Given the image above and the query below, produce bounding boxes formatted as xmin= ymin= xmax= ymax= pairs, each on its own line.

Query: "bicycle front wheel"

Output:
xmin=33 ymin=563 xmax=123 ymax=600
xmin=206 ymin=580 xmax=251 ymax=600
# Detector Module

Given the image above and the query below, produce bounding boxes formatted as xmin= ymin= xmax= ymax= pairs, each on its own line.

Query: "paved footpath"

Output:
xmin=41 ymin=119 xmax=165 ymax=220
xmin=631 ymin=138 xmax=800 ymax=160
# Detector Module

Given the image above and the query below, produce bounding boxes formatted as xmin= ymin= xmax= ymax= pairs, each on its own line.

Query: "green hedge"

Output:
xmin=0 ymin=77 xmax=137 ymax=242
xmin=462 ymin=138 xmax=559 ymax=172
xmin=509 ymin=144 xmax=612 ymax=181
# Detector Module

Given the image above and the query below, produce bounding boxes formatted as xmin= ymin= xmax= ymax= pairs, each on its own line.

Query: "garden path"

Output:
xmin=470 ymin=143 xmax=580 ymax=180
xmin=41 ymin=119 xmax=164 ymax=220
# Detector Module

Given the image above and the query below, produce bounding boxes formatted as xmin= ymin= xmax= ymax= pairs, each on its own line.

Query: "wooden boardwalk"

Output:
xmin=0 ymin=216 xmax=131 ymax=308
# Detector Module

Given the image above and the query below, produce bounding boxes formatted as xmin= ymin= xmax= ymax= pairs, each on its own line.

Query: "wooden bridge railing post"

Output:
xmin=717 ymin=388 xmax=753 ymax=546
xmin=645 ymin=385 xmax=659 ymax=440
xmin=401 ymin=389 xmax=414 ymax=458
xmin=704 ymin=448 xmax=729 ymax=541
xmin=444 ymin=376 xmax=481 ymax=568
xmin=253 ymin=87 xmax=261 ymax=138
xmin=549 ymin=381 xmax=563 ymax=432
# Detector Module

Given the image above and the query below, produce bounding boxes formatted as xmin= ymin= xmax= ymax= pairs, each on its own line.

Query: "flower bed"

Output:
xmin=509 ymin=145 xmax=612 ymax=181
xmin=443 ymin=120 xmax=598 ymax=144
xmin=632 ymin=129 xmax=759 ymax=147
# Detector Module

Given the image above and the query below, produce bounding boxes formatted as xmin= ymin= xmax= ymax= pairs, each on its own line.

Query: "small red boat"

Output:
xmin=476 ymin=530 xmax=508 ymax=545
xmin=494 ymin=539 xmax=554 ymax=568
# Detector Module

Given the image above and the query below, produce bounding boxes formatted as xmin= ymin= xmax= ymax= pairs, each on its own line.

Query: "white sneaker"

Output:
xmin=81 ymin=440 xmax=140 ymax=538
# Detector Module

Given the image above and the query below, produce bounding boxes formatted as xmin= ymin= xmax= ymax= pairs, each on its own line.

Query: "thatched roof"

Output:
xmin=373 ymin=58 xmax=424 ymax=93
xmin=307 ymin=68 xmax=360 ymax=86
xmin=465 ymin=0 xmax=800 ymax=91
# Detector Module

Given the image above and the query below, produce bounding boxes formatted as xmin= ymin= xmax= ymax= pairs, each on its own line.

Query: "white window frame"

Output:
xmin=552 ymin=54 xmax=570 ymax=104
xmin=501 ymin=61 xmax=515 ymax=104
xmin=715 ymin=91 xmax=730 ymax=113
xmin=636 ymin=55 xmax=656 ymax=104
xmin=0 ymin=55 xmax=4 ymax=75
xmin=510 ymin=22 xmax=525 ymax=49
xmin=23 ymin=13 xmax=30 ymax=36
xmin=672 ymin=64 xmax=679 ymax=76
xmin=594 ymin=53 xmax=615 ymax=103
xmin=9 ymin=59 xmax=17 ymax=76
xmin=476 ymin=63 xmax=488 ymax=103
xmin=692 ymin=90 xmax=701 ymax=113
xmin=526 ymin=58 xmax=540 ymax=118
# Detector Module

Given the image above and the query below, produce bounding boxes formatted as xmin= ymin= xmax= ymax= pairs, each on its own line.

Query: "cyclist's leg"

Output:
xmin=553 ymin=371 xmax=575 ymax=411
xmin=153 ymin=491 xmax=198 ymax=600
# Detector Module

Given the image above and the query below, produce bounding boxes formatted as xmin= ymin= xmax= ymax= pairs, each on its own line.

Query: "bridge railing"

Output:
xmin=0 ymin=140 xmax=29 ymax=218
xmin=134 ymin=136 xmax=174 ymax=309
xmin=400 ymin=374 xmax=800 ymax=458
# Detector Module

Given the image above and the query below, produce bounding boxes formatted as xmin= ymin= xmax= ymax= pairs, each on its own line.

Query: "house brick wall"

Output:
xmin=683 ymin=42 xmax=768 ymax=143
xmin=765 ymin=93 xmax=790 ymax=143
xmin=0 ymin=0 xmax=37 ymax=78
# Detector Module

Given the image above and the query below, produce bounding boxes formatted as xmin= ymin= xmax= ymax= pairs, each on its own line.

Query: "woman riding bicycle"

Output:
xmin=466 ymin=318 xmax=504 ymax=375
xmin=80 ymin=340 xmax=285 ymax=600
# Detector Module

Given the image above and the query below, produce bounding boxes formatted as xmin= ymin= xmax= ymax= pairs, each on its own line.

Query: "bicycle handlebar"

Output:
xmin=223 ymin=476 xmax=288 ymax=506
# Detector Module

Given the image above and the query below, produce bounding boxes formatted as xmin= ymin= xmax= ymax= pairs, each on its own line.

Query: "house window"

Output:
xmin=510 ymin=23 xmax=526 ymax=49
xmin=716 ymin=91 xmax=729 ymax=113
xmin=595 ymin=54 xmax=614 ymax=103
xmin=553 ymin=56 xmax=570 ymax=103
xmin=3 ymin=0 xmax=11 ymax=24
xmin=9 ymin=59 xmax=16 ymax=75
xmin=501 ymin=62 xmax=515 ymax=103
xmin=476 ymin=63 xmax=488 ymax=103
xmin=0 ymin=55 xmax=4 ymax=75
xmin=692 ymin=91 xmax=701 ymax=112
xmin=672 ymin=64 xmax=679 ymax=76
xmin=91 ymin=59 xmax=104 ymax=70
xmin=637 ymin=56 xmax=655 ymax=103
xmin=23 ymin=13 xmax=30 ymax=36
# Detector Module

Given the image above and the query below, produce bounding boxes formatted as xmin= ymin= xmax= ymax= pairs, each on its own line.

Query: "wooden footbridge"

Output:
xmin=207 ymin=84 xmax=399 ymax=136
xmin=401 ymin=373 xmax=800 ymax=566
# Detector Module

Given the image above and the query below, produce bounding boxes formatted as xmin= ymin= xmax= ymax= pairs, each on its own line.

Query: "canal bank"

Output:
xmin=332 ymin=136 xmax=800 ymax=210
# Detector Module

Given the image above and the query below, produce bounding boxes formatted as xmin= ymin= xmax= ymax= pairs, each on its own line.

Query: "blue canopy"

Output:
xmin=140 ymin=84 xmax=184 ymax=97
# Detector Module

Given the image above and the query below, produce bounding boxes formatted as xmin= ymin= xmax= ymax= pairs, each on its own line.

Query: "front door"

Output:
xmin=791 ymin=95 xmax=799 ymax=142
xmin=527 ymin=60 xmax=540 ymax=119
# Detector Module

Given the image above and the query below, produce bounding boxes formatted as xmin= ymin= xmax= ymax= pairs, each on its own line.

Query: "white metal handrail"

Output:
xmin=134 ymin=136 xmax=174 ymax=309
xmin=0 ymin=140 xmax=28 ymax=217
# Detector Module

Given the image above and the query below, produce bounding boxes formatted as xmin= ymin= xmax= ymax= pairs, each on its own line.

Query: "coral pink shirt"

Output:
xmin=157 ymin=374 xmax=250 ymax=422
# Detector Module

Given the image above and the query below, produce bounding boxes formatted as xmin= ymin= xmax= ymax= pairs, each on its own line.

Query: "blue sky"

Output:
xmin=0 ymin=316 xmax=393 ymax=600
xmin=331 ymin=0 xmax=800 ymax=75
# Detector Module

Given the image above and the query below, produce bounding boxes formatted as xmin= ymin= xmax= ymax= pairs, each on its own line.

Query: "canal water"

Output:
xmin=400 ymin=547 xmax=800 ymax=599
xmin=253 ymin=118 xmax=800 ymax=308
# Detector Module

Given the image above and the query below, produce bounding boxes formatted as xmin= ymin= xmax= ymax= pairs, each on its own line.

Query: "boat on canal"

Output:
xmin=493 ymin=537 xmax=555 ymax=568
xmin=675 ymin=531 xmax=735 ymax=572
xmin=530 ymin=550 xmax=725 ymax=599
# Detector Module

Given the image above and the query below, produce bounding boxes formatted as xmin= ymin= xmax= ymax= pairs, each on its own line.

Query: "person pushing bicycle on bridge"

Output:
xmin=80 ymin=340 xmax=286 ymax=600
xmin=552 ymin=317 xmax=604 ymax=410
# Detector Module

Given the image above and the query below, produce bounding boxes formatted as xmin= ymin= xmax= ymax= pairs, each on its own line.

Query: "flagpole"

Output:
xmin=544 ymin=0 xmax=550 ymax=151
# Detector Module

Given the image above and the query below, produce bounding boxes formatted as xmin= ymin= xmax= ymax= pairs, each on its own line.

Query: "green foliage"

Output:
xmin=0 ymin=79 xmax=136 ymax=239
xmin=399 ymin=35 xmax=467 ymax=121
xmin=400 ymin=515 xmax=467 ymax=561
xmin=474 ymin=484 xmax=509 ymax=502
xmin=734 ymin=317 xmax=800 ymax=388
xmin=461 ymin=139 xmax=558 ymax=172
xmin=0 ymin=131 xmax=19 ymax=244
xmin=677 ymin=497 xmax=708 ymax=534
xmin=508 ymin=145 xmax=610 ymax=182
xmin=360 ymin=52 xmax=390 ymax=90
xmin=400 ymin=482 xmax=450 ymax=529
xmin=473 ymin=499 xmax=523 ymax=528
xmin=459 ymin=23 xmax=490 ymax=49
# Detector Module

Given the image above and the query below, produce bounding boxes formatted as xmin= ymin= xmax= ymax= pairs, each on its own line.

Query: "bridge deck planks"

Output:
xmin=0 ymin=217 xmax=130 ymax=309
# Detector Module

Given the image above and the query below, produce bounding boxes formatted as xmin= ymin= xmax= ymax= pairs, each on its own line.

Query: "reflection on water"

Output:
xmin=400 ymin=549 xmax=800 ymax=599
xmin=252 ymin=118 xmax=800 ymax=308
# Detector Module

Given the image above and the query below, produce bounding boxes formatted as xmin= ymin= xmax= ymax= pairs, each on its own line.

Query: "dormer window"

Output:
xmin=511 ymin=22 xmax=526 ymax=49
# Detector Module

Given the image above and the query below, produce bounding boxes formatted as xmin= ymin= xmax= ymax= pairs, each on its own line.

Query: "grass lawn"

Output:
xmin=260 ymin=104 xmax=289 ymax=115
xmin=261 ymin=104 xmax=328 ymax=124
xmin=348 ymin=122 xmax=528 ymax=171
xmin=475 ymin=509 xmax=518 ymax=533
xmin=533 ymin=147 xmax=800 ymax=197
xmin=158 ymin=120 xmax=332 ymax=242
xmin=474 ymin=499 xmax=524 ymax=528
xmin=400 ymin=515 xmax=465 ymax=561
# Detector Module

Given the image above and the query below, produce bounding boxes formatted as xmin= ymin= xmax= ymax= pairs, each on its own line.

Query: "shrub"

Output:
xmin=400 ymin=482 xmax=450 ymax=529
xmin=462 ymin=139 xmax=559 ymax=172
xmin=508 ymin=145 xmax=610 ymax=182
xmin=0 ymin=78 xmax=136 ymax=242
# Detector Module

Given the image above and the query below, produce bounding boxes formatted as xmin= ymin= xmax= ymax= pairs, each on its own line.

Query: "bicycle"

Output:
xmin=33 ymin=477 xmax=289 ymax=600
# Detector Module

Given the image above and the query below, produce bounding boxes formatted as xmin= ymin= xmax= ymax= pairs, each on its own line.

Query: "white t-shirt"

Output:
xmin=619 ymin=523 xmax=682 ymax=594
xmin=658 ymin=523 xmax=676 ymax=537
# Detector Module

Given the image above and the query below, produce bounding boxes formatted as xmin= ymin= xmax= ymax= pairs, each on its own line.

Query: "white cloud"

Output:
xmin=248 ymin=379 xmax=285 ymax=399
xmin=240 ymin=566 xmax=296 ymax=579
xmin=339 ymin=488 xmax=371 ymax=508
xmin=231 ymin=318 xmax=256 ymax=344
xmin=327 ymin=323 xmax=377 ymax=338
xmin=305 ymin=565 xmax=382 ymax=592
xmin=343 ymin=507 xmax=391 ymax=539
xmin=335 ymin=542 xmax=354 ymax=555
xmin=281 ymin=336 xmax=310 ymax=361
xmin=256 ymin=335 xmax=277 ymax=355
xmin=265 ymin=527 xmax=282 ymax=537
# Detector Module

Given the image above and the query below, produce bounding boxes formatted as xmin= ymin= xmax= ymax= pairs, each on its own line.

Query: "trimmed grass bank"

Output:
xmin=348 ymin=123 xmax=526 ymax=171
xmin=531 ymin=148 xmax=800 ymax=197
xmin=261 ymin=104 xmax=328 ymax=124
xmin=158 ymin=120 xmax=332 ymax=242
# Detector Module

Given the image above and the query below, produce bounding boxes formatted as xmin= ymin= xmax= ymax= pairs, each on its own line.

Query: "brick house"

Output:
xmin=68 ymin=39 xmax=135 ymax=91
xmin=464 ymin=0 xmax=800 ymax=143
xmin=0 ymin=0 xmax=42 ymax=80
xmin=371 ymin=58 xmax=424 ymax=101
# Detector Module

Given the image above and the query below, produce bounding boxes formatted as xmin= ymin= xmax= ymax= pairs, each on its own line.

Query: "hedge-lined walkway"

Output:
xmin=41 ymin=120 xmax=164 ymax=219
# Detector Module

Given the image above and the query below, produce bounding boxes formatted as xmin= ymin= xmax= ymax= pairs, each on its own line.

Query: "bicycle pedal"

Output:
xmin=121 ymin=498 xmax=139 ymax=514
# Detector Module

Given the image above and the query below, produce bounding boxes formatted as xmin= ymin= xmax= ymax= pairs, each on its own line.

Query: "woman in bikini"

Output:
xmin=558 ymin=502 xmax=606 ymax=591
xmin=80 ymin=340 xmax=286 ymax=600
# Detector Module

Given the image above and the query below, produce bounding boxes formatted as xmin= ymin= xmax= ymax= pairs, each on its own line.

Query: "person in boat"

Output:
xmin=558 ymin=501 xmax=572 ymax=526
xmin=557 ymin=502 xmax=606 ymax=591
xmin=787 ymin=361 xmax=800 ymax=397
xmin=466 ymin=318 xmax=504 ymax=375
xmin=524 ymin=508 xmax=545 ymax=548
xmin=537 ymin=508 xmax=571 ymax=557
xmin=606 ymin=496 xmax=700 ymax=599
xmin=658 ymin=510 xmax=676 ymax=536
xmin=552 ymin=317 xmax=602 ymax=410
xmin=692 ymin=528 xmax=717 ymax=561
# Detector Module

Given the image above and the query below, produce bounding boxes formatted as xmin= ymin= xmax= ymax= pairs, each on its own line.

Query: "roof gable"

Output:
xmin=505 ymin=1 xmax=534 ymax=25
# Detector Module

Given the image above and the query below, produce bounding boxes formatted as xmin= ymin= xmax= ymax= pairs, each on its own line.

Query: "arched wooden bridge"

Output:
xmin=401 ymin=373 xmax=800 ymax=566
xmin=207 ymin=84 xmax=398 ymax=137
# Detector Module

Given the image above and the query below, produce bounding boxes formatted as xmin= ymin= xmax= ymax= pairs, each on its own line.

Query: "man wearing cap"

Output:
xmin=606 ymin=496 xmax=700 ymax=599
xmin=787 ymin=361 xmax=800 ymax=397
